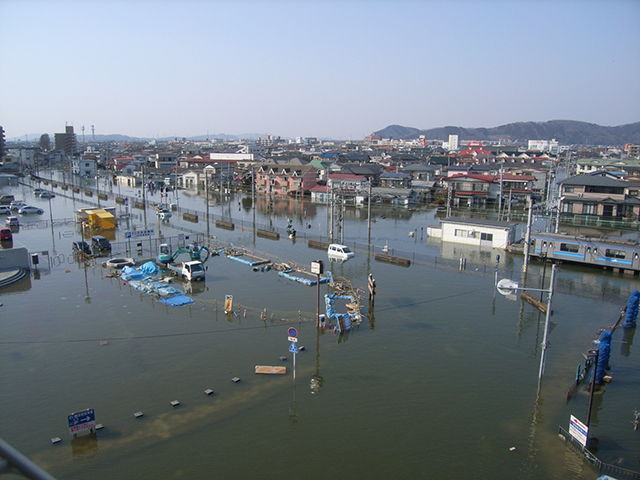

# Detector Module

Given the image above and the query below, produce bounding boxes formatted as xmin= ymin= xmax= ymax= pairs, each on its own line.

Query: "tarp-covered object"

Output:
xmin=120 ymin=265 xmax=193 ymax=306
xmin=139 ymin=261 xmax=159 ymax=275
xmin=624 ymin=290 xmax=639 ymax=328
xmin=593 ymin=331 xmax=612 ymax=385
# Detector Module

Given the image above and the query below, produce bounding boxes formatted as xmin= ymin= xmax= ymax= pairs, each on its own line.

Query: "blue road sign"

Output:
xmin=289 ymin=343 xmax=299 ymax=354
xmin=288 ymin=327 xmax=298 ymax=338
xmin=68 ymin=409 xmax=95 ymax=428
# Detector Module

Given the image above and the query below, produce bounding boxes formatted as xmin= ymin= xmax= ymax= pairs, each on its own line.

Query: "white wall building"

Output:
xmin=448 ymin=134 xmax=459 ymax=152
xmin=427 ymin=217 xmax=517 ymax=249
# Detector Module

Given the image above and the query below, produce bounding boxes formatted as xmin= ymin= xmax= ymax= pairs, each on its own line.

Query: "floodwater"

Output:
xmin=1 ymin=178 xmax=640 ymax=480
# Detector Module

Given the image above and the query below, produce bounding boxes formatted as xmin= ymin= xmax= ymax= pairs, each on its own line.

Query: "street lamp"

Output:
xmin=497 ymin=264 xmax=557 ymax=379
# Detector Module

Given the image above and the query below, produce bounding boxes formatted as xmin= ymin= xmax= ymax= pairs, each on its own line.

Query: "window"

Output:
xmin=564 ymin=187 xmax=574 ymax=193
xmin=560 ymin=243 xmax=579 ymax=253
xmin=480 ymin=233 xmax=493 ymax=241
xmin=454 ymin=229 xmax=466 ymax=237
xmin=605 ymin=249 xmax=626 ymax=260
xmin=583 ymin=203 xmax=597 ymax=215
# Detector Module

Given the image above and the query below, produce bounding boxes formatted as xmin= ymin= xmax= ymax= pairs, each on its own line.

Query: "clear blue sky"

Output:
xmin=1 ymin=0 xmax=639 ymax=140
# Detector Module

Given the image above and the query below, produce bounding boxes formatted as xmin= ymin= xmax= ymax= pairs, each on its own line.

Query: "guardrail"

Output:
xmin=0 ymin=437 xmax=58 ymax=480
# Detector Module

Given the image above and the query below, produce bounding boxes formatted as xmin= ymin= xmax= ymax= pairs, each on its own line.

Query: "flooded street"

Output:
xmin=1 ymin=179 xmax=640 ymax=480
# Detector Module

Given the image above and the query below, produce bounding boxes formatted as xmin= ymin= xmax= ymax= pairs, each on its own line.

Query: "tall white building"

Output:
xmin=448 ymin=134 xmax=459 ymax=151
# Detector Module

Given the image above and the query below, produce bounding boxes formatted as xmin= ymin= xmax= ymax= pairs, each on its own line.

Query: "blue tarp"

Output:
xmin=120 ymin=266 xmax=193 ymax=306
xmin=139 ymin=261 xmax=160 ymax=275
xmin=278 ymin=270 xmax=333 ymax=286
xmin=159 ymin=294 xmax=194 ymax=306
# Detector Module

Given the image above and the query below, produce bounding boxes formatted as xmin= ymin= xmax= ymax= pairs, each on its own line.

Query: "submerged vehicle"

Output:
xmin=166 ymin=261 xmax=206 ymax=281
xmin=157 ymin=242 xmax=211 ymax=265
xmin=327 ymin=244 xmax=355 ymax=261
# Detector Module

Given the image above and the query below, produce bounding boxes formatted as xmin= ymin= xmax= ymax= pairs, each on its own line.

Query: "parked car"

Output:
xmin=38 ymin=191 xmax=55 ymax=198
xmin=10 ymin=200 xmax=27 ymax=212
xmin=5 ymin=216 xmax=19 ymax=226
xmin=327 ymin=243 xmax=355 ymax=260
xmin=0 ymin=194 xmax=15 ymax=205
xmin=72 ymin=240 xmax=92 ymax=255
xmin=91 ymin=235 xmax=112 ymax=255
xmin=0 ymin=206 xmax=10 ymax=215
xmin=18 ymin=206 xmax=44 ymax=215
xmin=0 ymin=227 xmax=12 ymax=241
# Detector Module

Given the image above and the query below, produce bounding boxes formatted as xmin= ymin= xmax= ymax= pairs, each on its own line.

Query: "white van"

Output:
xmin=327 ymin=244 xmax=355 ymax=260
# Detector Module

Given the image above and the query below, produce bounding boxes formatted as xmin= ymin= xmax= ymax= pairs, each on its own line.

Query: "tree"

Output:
xmin=39 ymin=133 xmax=51 ymax=151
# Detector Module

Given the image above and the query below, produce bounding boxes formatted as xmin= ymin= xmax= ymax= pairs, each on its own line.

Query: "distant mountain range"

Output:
xmin=375 ymin=120 xmax=640 ymax=146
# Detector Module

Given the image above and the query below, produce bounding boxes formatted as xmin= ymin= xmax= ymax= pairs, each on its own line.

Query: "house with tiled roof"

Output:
xmin=559 ymin=171 xmax=640 ymax=219
xmin=442 ymin=173 xmax=535 ymax=208
xmin=255 ymin=164 xmax=317 ymax=196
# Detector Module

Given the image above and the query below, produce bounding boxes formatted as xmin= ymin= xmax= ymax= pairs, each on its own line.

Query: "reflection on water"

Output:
xmin=2 ymin=182 xmax=640 ymax=479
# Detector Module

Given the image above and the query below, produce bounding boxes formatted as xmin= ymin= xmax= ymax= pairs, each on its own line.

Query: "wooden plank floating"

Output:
xmin=51 ymin=437 xmax=61 ymax=444
xmin=204 ymin=389 xmax=214 ymax=395
xmin=215 ymin=220 xmax=235 ymax=230
xmin=133 ymin=411 xmax=144 ymax=418
xmin=374 ymin=253 xmax=411 ymax=267
xmin=231 ymin=377 xmax=241 ymax=383
xmin=257 ymin=229 xmax=280 ymax=240
xmin=521 ymin=291 xmax=553 ymax=314
xmin=170 ymin=400 xmax=180 ymax=407
xmin=255 ymin=365 xmax=287 ymax=375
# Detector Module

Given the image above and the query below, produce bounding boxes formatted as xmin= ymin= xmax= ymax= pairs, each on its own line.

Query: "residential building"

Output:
xmin=255 ymin=164 xmax=318 ymax=196
xmin=448 ymin=134 xmax=459 ymax=151
xmin=72 ymin=155 xmax=97 ymax=177
xmin=54 ymin=126 xmax=77 ymax=157
xmin=428 ymin=217 xmax=517 ymax=249
xmin=559 ymin=171 xmax=640 ymax=219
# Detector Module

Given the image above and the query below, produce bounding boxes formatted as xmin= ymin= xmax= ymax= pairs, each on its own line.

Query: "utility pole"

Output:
xmin=523 ymin=195 xmax=533 ymax=273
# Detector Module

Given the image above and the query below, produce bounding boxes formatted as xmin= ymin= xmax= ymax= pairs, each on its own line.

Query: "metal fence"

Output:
xmin=27 ymin=185 xmax=640 ymax=303
xmin=558 ymin=426 xmax=640 ymax=479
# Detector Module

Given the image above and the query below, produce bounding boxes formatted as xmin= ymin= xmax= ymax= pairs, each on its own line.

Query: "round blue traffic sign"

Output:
xmin=288 ymin=327 xmax=298 ymax=338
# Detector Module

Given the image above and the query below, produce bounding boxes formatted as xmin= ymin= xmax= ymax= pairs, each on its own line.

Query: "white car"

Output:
xmin=38 ymin=191 xmax=55 ymax=198
xmin=10 ymin=200 xmax=26 ymax=212
xmin=18 ymin=205 xmax=44 ymax=215
xmin=0 ymin=205 xmax=10 ymax=215
xmin=327 ymin=244 xmax=355 ymax=260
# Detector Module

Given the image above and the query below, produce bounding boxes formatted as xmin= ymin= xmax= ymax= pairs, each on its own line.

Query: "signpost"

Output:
xmin=224 ymin=295 xmax=233 ymax=313
xmin=569 ymin=415 xmax=588 ymax=448
xmin=68 ymin=409 xmax=96 ymax=437
xmin=288 ymin=327 xmax=298 ymax=379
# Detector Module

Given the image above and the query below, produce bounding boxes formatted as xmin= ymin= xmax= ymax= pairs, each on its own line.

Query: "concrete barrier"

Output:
xmin=215 ymin=220 xmax=234 ymax=230
xmin=374 ymin=253 xmax=411 ymax=267
xmin=257 ymin=229 xmax=279 ymax=240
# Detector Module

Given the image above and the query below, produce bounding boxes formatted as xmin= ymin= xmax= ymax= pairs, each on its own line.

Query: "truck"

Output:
xmin=166 ymin=261 xmax=206 ymax=281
